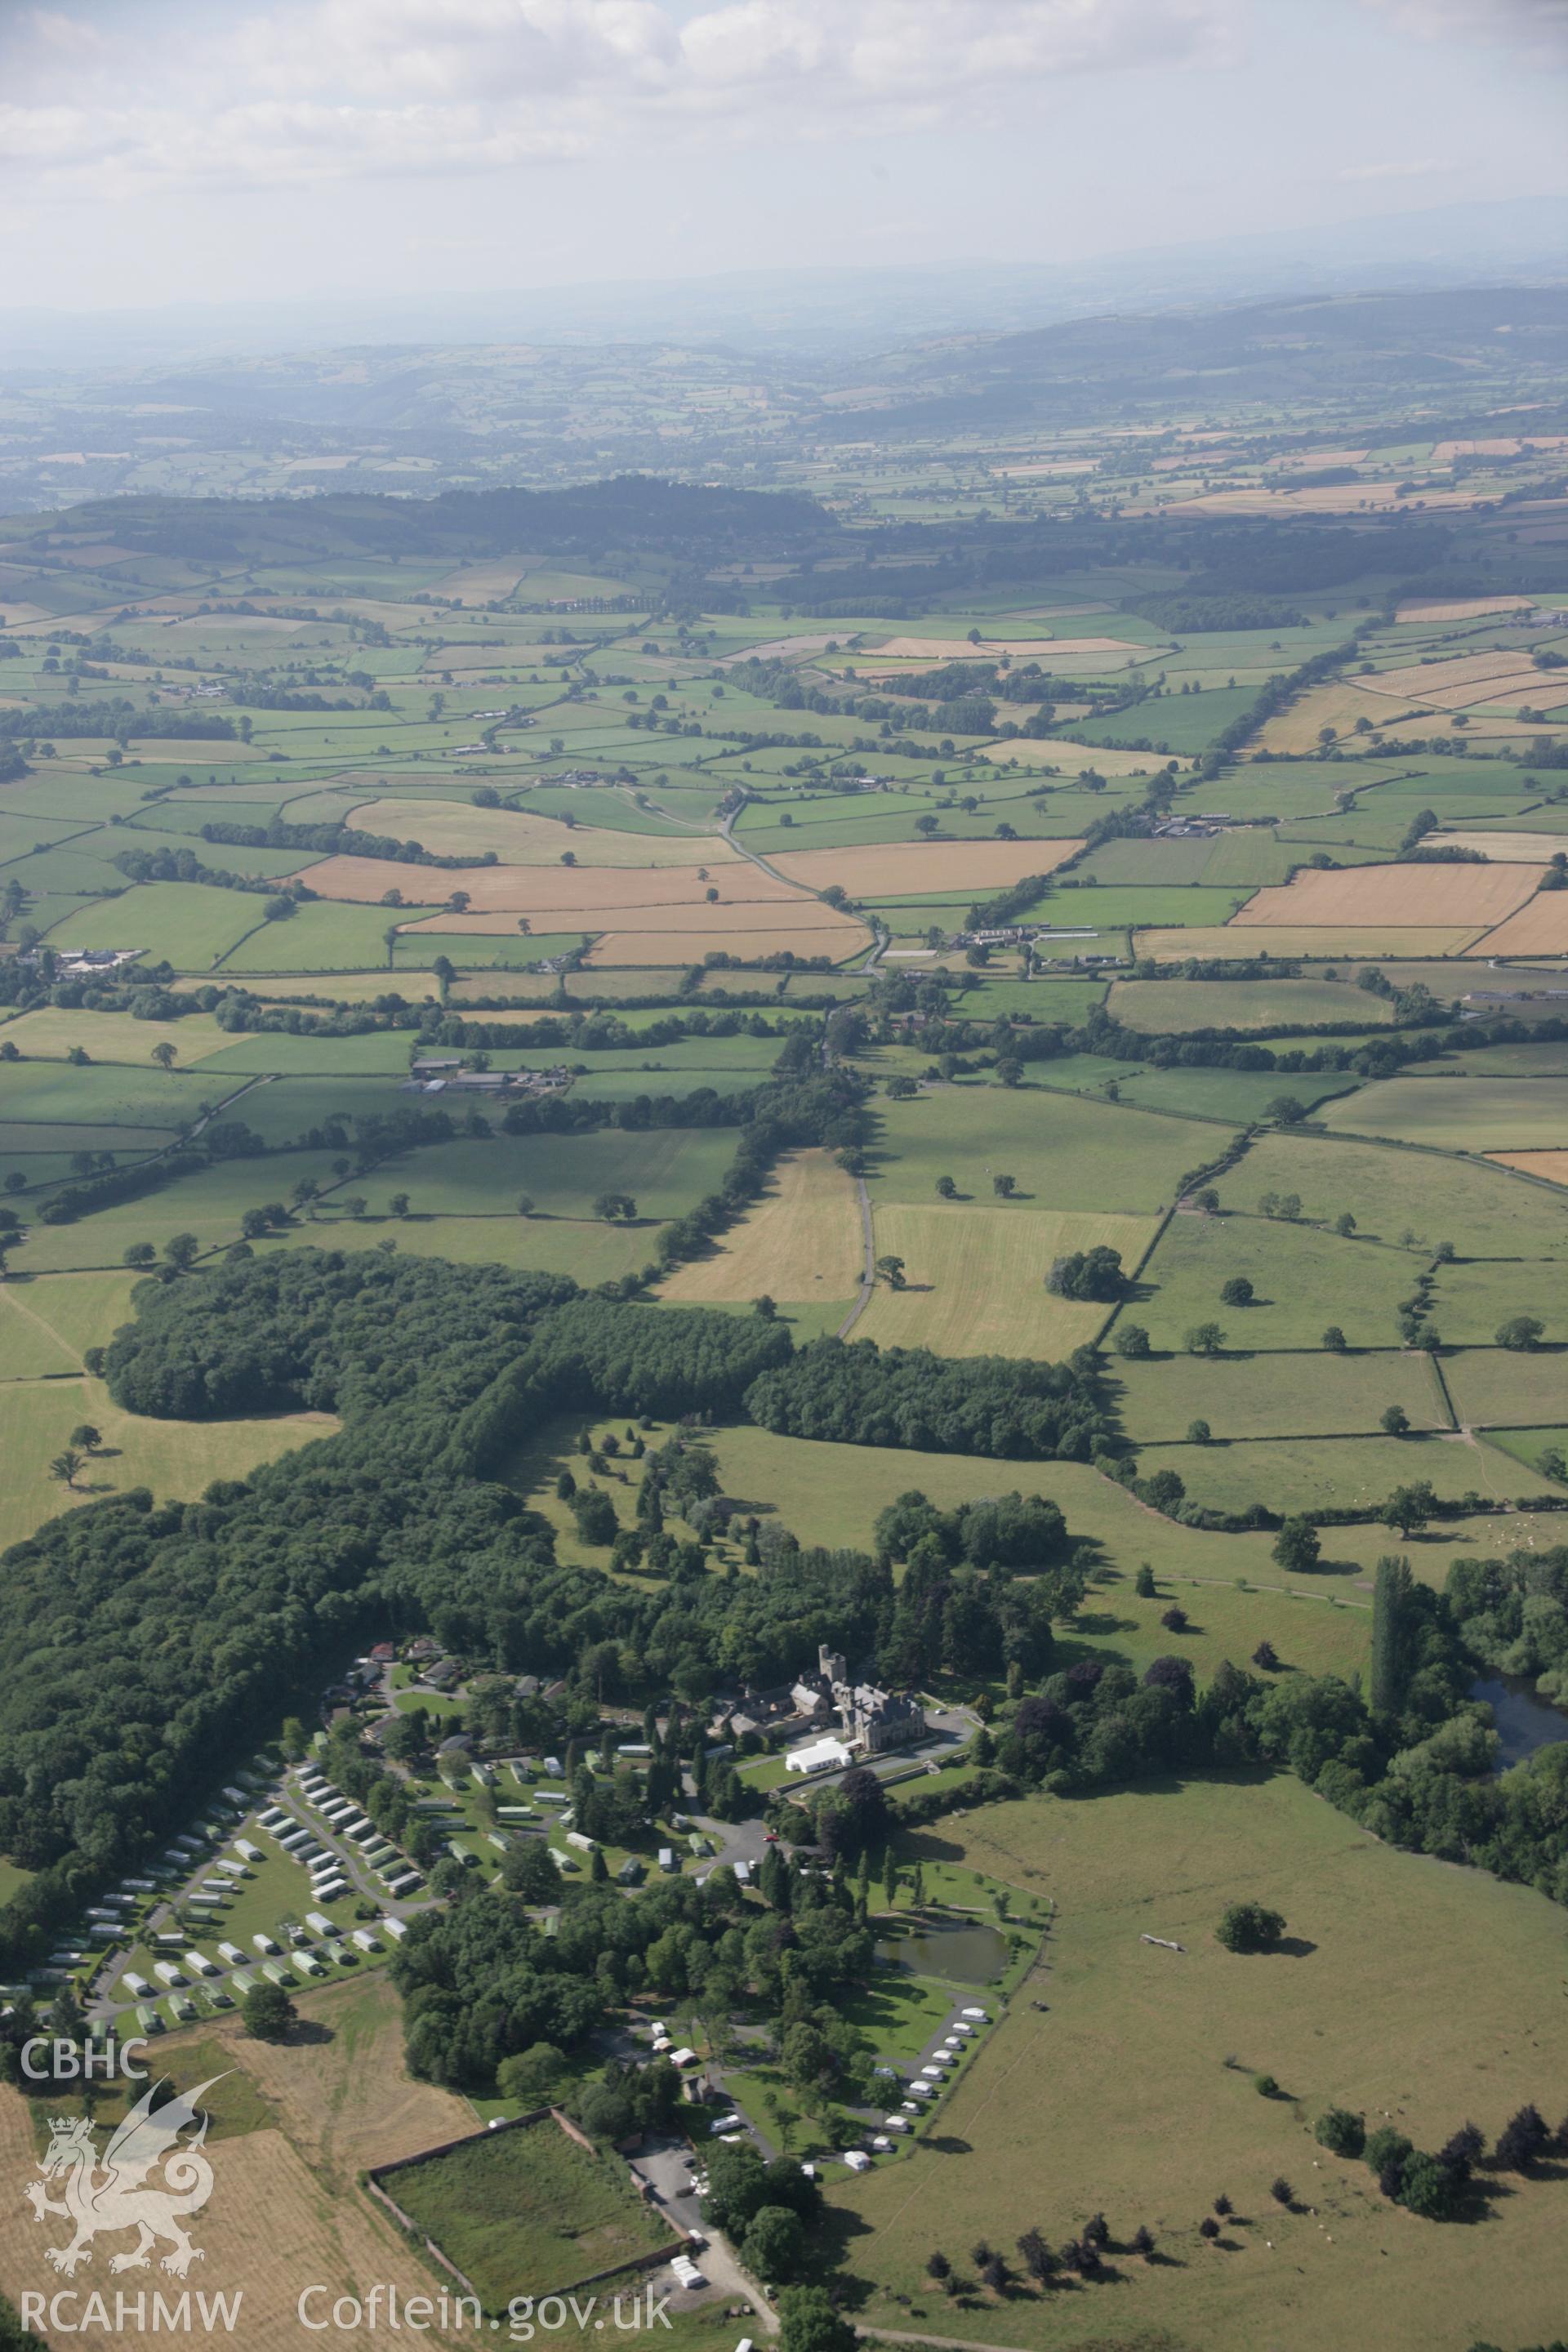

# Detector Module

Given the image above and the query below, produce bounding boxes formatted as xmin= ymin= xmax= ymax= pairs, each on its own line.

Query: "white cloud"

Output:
xmin=1361 ymin=0 xmax=1568 ymax=57
xmin=0 ymin=0 xmax=1233 ymax=189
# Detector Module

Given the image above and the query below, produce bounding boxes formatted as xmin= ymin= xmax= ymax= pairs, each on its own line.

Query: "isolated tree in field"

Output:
xmin=1194 ymin=1187 xmax=1219 ymax=1212
xmin=1184 ymin=1322 xmax=1226 ymax=1356
xmin=875 ymin=1255 xmax=906 ymax=1290
xmin=1216 ymin=1901 xmax=1285 ymax=1953
xmin=516 ymin=1193 xmax=535 ymax=1217
xmin=49 ymin=1449 xmax=84 ymax=1490
xmin=1270 ymin=2177 xmax=1294 ymax=2207
xmin=1160 ymin=1605 xmax=1188 ymax=1633
xmin=1113 ymin=1322 xmax=1151 ymax=1358
xmin=1380 ymin=1481 xmax=1436 ymax=1540
xmin=1266 ymin=1095 xmax=1307 ymax=1125
xmin=884 ymin=1074 xmax=918 ymax=1099
xmin=1495 ymin=1314 xmax=1545 ymax=1351
xmin=123 ymin=1241 xmax=155 ymax=1268
xmin=1219 ymin=1276 xmax=1254 ymax=1307
xmin=164 ymin=1232 xmax=198 ymax=1270
xmin=991 ymin=1174 xmax=1017 ymax=1198
xmin=243 ymin=1980 xmax=296 ymax=2042
xmin=150 ymin=1041 xmax=177 ymax=1072
xmin=1272 ymin=1517 xmax=1321 ymax=1575
xmin=1251 ymin=1639 xmax=1280 ymax=1671
xmin=594 ymin=1192 xmax=637 ymax=1222
xmin=934 ymin=1174 xmax=957 ymax=1199
xmin=1380 ymin=1403 xmax=1410 ymax=1436
xmin=1131 ymin=2224 xmax=1155 ymax=2257
xmin=1135 ymin=1564 xmax=1156 ymax=1597
xmin=69 ymin=1423 xmax=101 ymax=1454
xmin=1199 ymin=2216 xmax=1220 ymax=2241
xmin=1335 ymin=1212 xmax=1356 ymax=1237
xmin=752 ymin=1294 xmax=777 ymax=1320
xmin=389 ymin=1193 xmax=411 ymax=1218
xmin=1187 ymin=1418 xmax=1211 ymax=1445
xmin=1321 ymin=1324 xmax=1347 ymax=1352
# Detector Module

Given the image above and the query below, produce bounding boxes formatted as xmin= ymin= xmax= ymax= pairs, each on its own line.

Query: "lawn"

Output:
xmin=386 ymin=2118 xmax=671 ymax=2312
xmin=829 ymin=1774 xmax=1568 ymax=2352
xmin=1321 ymin=1075 xmax=1568 ymax=1152
xmin=0 ymin=1375 xmax=334 ymax=1552
xmin=1110 ymin=1347 xmax=1448 ymax=1441
xmin=853 ymin=1205 xmax=1159 ymax=1358
xmin=1127 ymin=1210 xmax=1420 ymax=1352
xmin=1214 ymin=1130 xmax=1568 ymax=1258
xmin=869 ymin=1089 xmax=1223 ymax=1216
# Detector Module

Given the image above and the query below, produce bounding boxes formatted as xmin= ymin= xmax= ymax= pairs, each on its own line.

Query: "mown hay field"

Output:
xmin=403 ymin=893 xmax=852 ymax=938
xmin=1465 ymin=893 xmax=1568 ymax=956
xmin=1107 ymin=976 xmax=1396 ymax=1033
xmin=346 ymin=795 xmax=736 ymax=866
xmin=854 ymin=1205 xmax=1158 ymax=1358
xmin=830 ymin=1776 xmax=1568 ymax=2352
xmin=1321 ymin=1076 xmax=1568 ymax=1152
xmin=1134 ymin=924 xmax=1484 ymax=961
xmin=1231 ymin=861 xmax=1541 ymax=930
xmin=0 ymin=1973 xmax=474 ymax=2352
xmin=766 ymin=837 xmax=1084 ymax=896
xmin=1489 ymin=1147 xmax=1568 ymax=1184
xmin=586 ymin=920 xmax=869 ymax=964
xmin=301 ymin=854 xmax=799 ymax=912
xmin=659 ymin=1148 xmax=863 ymax=1306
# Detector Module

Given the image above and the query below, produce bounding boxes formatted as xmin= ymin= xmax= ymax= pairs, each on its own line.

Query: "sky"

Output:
xmin=2 ymin=0 xmax=1566 ymax=313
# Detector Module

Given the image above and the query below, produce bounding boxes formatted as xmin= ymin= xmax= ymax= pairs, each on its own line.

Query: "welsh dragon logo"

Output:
xmin=24 ymin=2075 xmax=223 ymax=2278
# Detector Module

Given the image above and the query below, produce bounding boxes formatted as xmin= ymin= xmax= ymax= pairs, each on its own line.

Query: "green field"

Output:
xmin=1128 ymin=1210 xmax=1421 ymax=1352
xmin=1439 ymin=1343 xmax=1568 ymax=1423
xmin=1321 ymin=1076 xmax=1568 ymax=1152
xmin=831 ymin=1775 xmax=1568 ymax=2352
xmin=1111 ymin=1347 xmax=1447 ymax=1441
xmin=0 ymin=1374 xmax=333 ymax=1552
xmin=386 ymin=2119 xmax=670 ymax=2310
xmin=869 ymin=1088 xmax=1223 ymax=1214
xmin=1214 ymin=1130 xmax=1568 ymax=1258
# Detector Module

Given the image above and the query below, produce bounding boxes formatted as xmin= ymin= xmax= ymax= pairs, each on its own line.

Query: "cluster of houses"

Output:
xmin=399 ymin=1058 xmax=572 ymax=1097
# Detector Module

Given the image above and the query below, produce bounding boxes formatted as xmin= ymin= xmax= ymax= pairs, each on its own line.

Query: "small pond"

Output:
xmin=873 ymin=1920 xmax=1009 ymax=1983
xmin=1470 ymin=1673 xmax=1568 ymax=1771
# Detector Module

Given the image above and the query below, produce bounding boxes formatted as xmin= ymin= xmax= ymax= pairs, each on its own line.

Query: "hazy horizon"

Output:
xmin=2 ymin=0 xmax=1565 ymax=323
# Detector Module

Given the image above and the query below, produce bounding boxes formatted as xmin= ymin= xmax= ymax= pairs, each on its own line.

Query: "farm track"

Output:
xmin=836 ymin=1177 xmax=876 ymax=1339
